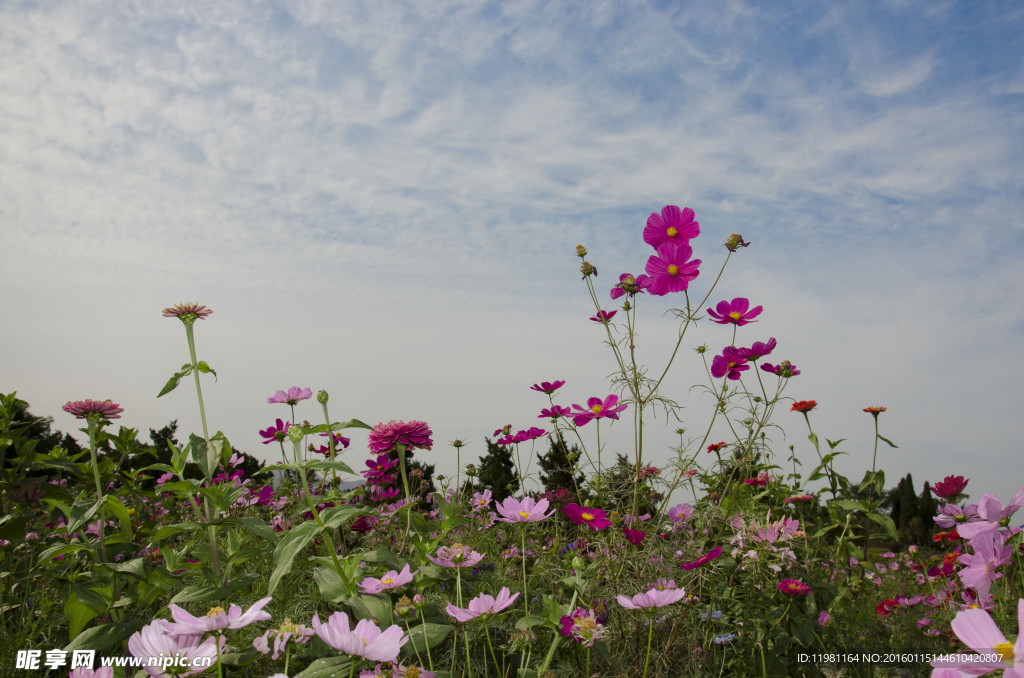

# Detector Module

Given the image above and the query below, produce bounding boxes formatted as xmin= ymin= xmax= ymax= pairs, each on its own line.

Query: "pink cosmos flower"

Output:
xmin=129 ymin=619 xmax=225 ymax=677
xmin=930 ymin=599 xmax=1023 ymax=676
xmin=253 ymin=619 xmax=315 ymax=660
xmin=428 ymin=544 xmax=485 ymax=568
xmin=668 ymin=504 xmax=694 ymax=522
xmin=616 ymin=586 xmax=688 ymax=610
xmin=162 ymin=302 xmax=213 ymax=320
xmin=818 ymin=611 xmax=832 ymax=627
xmin=472 ymin=489 xmax=493 ymax=510
xmin=957 ymin=524 xmax=1013 ymax=597
xmin=762 ymin=361 xmax=801 ymax=378
xmin=680 ymin=547 xmax=723 ymax=571
xmin=564 ymin=503 xmax=612 ymax=530
xmin=707 ymin=298 xmax=763 ymax=326
xmin=778 ymin=580 xmax=811 ymax=597
xmin=445 ymin=587 xmax=520 ymax=623
xmin=267 ymin=387 xmax=313 ymax=406
xmin=643 ymin=205 xmax=700 ymax=250
xmin=711 ymin=347 xmax=750 ymax=381
xmin=368 ymin=420 xmax=433 ymax=454
xmin=931 ymin=475 xmax=970 ymax=500
xmin=570 ymin=395 xmax=628 ymax=427
xmin=498 ymin=427 xmax=548 ymax=445
xmin=539 ymin=405 xmax=573 ymax=419
xmin=736 ymin=338 xmax=777 ymax=361
xmin=935 ymin=503 xmax=980 ymax=529
xmin=495 ymin=496 xmax=555 ymax=523
xmin=69 ymin=669 xmax=114 ymax=678
xmin=610 ymin=273 xmax=650 ymax=299
xmin=530 ymin=381 xmax=566 ymax=394
xmin=62 ymin=399 xmax=124 ymax=420
xmin=958 ymin=488 xmax=1024 ymax=540
xmin=312 ymin=611 xmax=407 ymax=663
xmin=590 ymin=310 xmax=617 ymax=323
xmin=359 ymin=564 xmax=418 ymax=595
xmin=259 ymin=419 xmax=291 ymax=444
xmin=363 ymin=454 xmax=398 ymax=481
xmin=167 ymin=597 xmax=272 ymax=635
xmin=623 ymin=527 xmax=646 ymax=546
xmin=644 ymin=242 xmax=701 ymax=296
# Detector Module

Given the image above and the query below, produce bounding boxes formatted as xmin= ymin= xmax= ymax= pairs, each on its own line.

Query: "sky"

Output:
xmin=1 ymin=0 xmax=1023 ymax=507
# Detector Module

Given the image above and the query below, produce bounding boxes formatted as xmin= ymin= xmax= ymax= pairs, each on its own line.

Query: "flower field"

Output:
xmin=2 ymin=206 xmax=1021 ymax=678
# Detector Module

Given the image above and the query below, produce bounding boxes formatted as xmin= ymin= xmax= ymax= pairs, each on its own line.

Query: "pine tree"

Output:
xmin=899 ymin=473 xmax=918 ymax=531
xmin=538 ymin=433 xmax=584 ymax=497
xmin=476 ymin=437 xmax=519 ymax=502
xmin=918 ymin=482 xmax=936 ymax=529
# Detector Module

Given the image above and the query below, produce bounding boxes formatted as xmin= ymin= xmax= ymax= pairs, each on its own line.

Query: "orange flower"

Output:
xmin=791 ymin=400 xmax=817 ymax=413
xmin=863 ymin=406 xmax=887 ymax=416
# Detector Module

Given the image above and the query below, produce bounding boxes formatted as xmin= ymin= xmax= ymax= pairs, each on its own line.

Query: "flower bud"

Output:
xmin=452 ymin=439 xmax=465 ymax=448
xmin=622 ymin=300 xmax=631 ymax=311
xmin=287 ymin=426 xmax=304 ymax=443
xmin=580 ymin=261 xmax=597 ymax=279
xmin=695 ymin=345 xmax=707 ymax=354
xmin=412 ymin=593 xmax=426 ymax=608
xmin=317 ymin=390 xmax=329 ymax=404
xmin=724 ymin=233 xmax=751 ymax=251
xmin=572 ymin=556 xmax=585 ymax=570
xmin=465 ymin=463 xmax=477 ymax=477
xmin=609 ymin=510 xmax=620 ymax=525
xmin=575 ymin=244 xmax=588 ymax=258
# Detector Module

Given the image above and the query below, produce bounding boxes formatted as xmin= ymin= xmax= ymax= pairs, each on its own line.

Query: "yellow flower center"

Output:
xmin=406 ymin=669 xmax=421 ymax=678
xmin=667 ymin=264 xmax=679 ymax=275
xmin=579 ymin=618 xmax=597 ymax=630
xmin=667 ymin=227 xmax=678 ymax=237
xmin=381 ymin=578 xmax=394 ymax=584
xmin=591 ymin=405 xmax=603 ymax=414
xmin=206 ymin=607 xmax=226 ymax=618
xmin=728 ymin=362 xmax=737 ymax=369
xmin=520 ymin=511 xmax=530 ymax=519
xmin=582 ymin=512 xmax=594 ymax=521
xmin=994 ymin=642 xmax=1014 ymax=663
xmin=729 ymin=311 xmax=742 ymax=320
xmin=479 ymin=499 xmax=486 ymax=505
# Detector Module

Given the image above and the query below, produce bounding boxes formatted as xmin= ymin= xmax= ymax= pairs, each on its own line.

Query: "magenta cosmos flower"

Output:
xmin=623 ymin=527 xmax=646 ymax=546
xmin=162 ymin=302 xmax=213 ymax=321
xmin=362 ymin=453 xmax=398 ymax=481
xmin=167 ymin=597 xmax=272 ymax=634
xmin=680 ymin=546 xmax=723 ymax=571
xmin=616 ymin=586 xmax=688 ymax=610
xmin=531 ymin=380 xmax=566 ymax=394
xmin=267 ymin=387 xmax=313 ymax=406
xmin=707 ymin=298 xmax=763 ymax=326
xmin=62 ymin=400 xmax=124 ymax=420
xmin=359 ymin=564 xmax=418 ymax=595
xmin=259 ymin=419 xmax=291 ymax=444
xmin=445 ymin=587 xmax=520 ymax=623
xmin=564 ymin=503 xmax=612 ymax=530
xmin=736 ymin=338 xmax=776 ymax=361
xmin=495 ymin=496 xmax=554 ymax=523
xmin=498 ymin=427 xmax=548 ymax=445
xmin=644 ymin=242 xmax=701 ymax=296
xmin=930 ymin=599 xmax=1023 ymax=676
xmin=590 ymin=310 xmax=617 ymax=323
xmin=570 ymin=395 xmax=628 ymax=427
xmin=128 ymin=620 xmax=225 ymax=677
xmin=711 ymin=347 xmax=750 ymax=381
xmin=610 ymin=273 xmax=650 ymax=299
xmin=428 ymin=544 xmax=485 ymax=568
xmin=777 ymin=580 xmax=811 ymax=597
xmin=643 ymin=205 xmax=700 ymax=250
xmin=539 ymin=405 xmax=573 ymax=419
xmin=368 ymin=420 xmax=433 ymax=454
xmin=312 ymin=611 xmax=407 ymax=663
xmin=762 ymin=361 xmax=800 ymax=378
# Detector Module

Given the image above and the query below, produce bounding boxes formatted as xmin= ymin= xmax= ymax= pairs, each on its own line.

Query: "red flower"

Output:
xmin=933 ymin=529 xmax=960 ymax=543
xmin=930 ymin=475 xmax=969 ymax=500
xmin=707 ymin=442 xmax=727 ymax=454
xmin=876 ymin=599 xmax=901 ymax=617
xmin=791 ymin=401 xmax=817 ymax=413
xmin=863 ymin=406 xmax=887 ymax=415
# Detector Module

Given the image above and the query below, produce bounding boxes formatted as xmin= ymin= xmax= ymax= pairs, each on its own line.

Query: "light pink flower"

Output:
xmin=472 ymin=489 xmax=493 ymax=511
xmin=367 ymin=420 xmax=433 ymax=454
xmin=445 ymin=587 xmax=520 ymax=623
xmin=427 ymin=544 xmax=485 ymax=569
xmin=311 ymin=611 xmax=407 ymax=663
xmin=616 ymin=587 xmax=688 ymax=610
xmin=957 ymin=524 xmax=1012 ymax=598
xmin=267 ymin=387 xmax=313 ymax=406
xmin=62 ymin=399 xmax=124 ymax=420
xmin=957 ymin=488 xmax=1024 ymax=540
xmin=167 ymin=597 xmax=272 ymax=635
xmin=359 ymin=564 xmax=418 ymax=595
xmin=930 ymin=598 xmax=1023 ymax=676
xmin=494 ymin=496 xmax=555 ymax=523
xmin=69 ymin=669 xmax=114 ymax=678
xmin=128 ymin=619 xmax=225 ymax=677
xmin=668 ymin=503 xmax=693 ymax=522
xmin=253 ymin=619 xmax=315 ymax=660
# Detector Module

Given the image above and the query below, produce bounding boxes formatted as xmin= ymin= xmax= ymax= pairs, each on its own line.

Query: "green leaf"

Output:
xmin=268 ymin=521 xmax=323 ymax=595
xmin=219 ymin=648 xmax=258 ymax=667
xmin=313 ymin=567 xmax=350 ymax=603
xmin=399 ymin=623 xmax=454 ymax=659
xmin=832 ymin=500 xmax=866 ymax=512
xmin=331 ymin=418 xmax=373 ymax=431
xmin=866 ymin=512 xmax=900 ymax=542
xmin=71 ymin=584 xmax=110 ymax=614
xmin=877 ymin=434 xmax=899 ymax=449
xmin=103 ymin=496 xmax=133 ymax=537
xmin=515 ymin=614 xmax=549 ymax=629
xmin=102 ymin=558 xmax=146 ymax=580
xmin=64 ymin=619 xmax=148 ymax=652
xmin=359 ymin=547 xmax=401 ymax=570
xmin=212 ymin=516 xmax=279 ymax=542
xmin=320 ymin=505 xmax=370 ymax=530
xmin=65 ymin=591 xmax=101 ymax=640
xmin=188 ymin=433 xmax=219 ymax=481
xmin=304 ymin=460 xmax=356 ymax=475
xmin=38 ymin=542 xmax=91 ymax=562
xmin=807 ymin=432 xmax=819 ymax=449
xmin=68 ymin=498 xmax=105 ymax=535
xmin=196 ymin=361 xmax=217 ymax=381
xmin=139 ymin=463 xmax=178 ymax=476
xmin=170 ymin=572 xmax=260 ymax=604
xmin=294 ymin=656 xmax=352 ymax=678
xmin=826 ymin=438 xmax=846 ymax=451
xmin=151 ymin=521 xmax=204 ymax=542
xmin=157 ymin=365 xmax=193 ymax=398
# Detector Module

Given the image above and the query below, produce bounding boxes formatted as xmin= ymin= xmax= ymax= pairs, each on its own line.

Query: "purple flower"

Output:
xmin=259 ymin=419 xmax=291 ymax=444
xmin=539 ymin=405 xmax=573 ymax=419
xmin=312 ymin=611 xmax=407 ymax=663
xmin=167 ymin=597 xmax=272 ymax=634
xmin=817 ymin=610 xmax=832 ymax=627
xmin=623 ymin=527 xmax=646 ymax=546
xmin=616 ymin=587 xmax=688 ymax=610
xmin=570 ymin=395 xmax=628 ymax=427
xmin=62 ymin=399 xmax=124 ymax=420
xmin=128 ymin=619 xmax=225 ymax=677
xmin=362 ymin=454 xmax=398 ymax=481
xmin=320 ymin=431 xmax=352 ymax=450
xmin=267 ymin=387 xmax=313 ymax=406
xmin=680 ymin=547 xmax=723 ymax=571
xmin=707 ymin=298 xmax=763 ymax=326
xmin=668 ymin=504 xmax=694 ymax=522
xmin=559 ymin=608 xmax=606 ymax=647
xmin=530 ymin=381 xmax=566 ymax=394
xmin=644 ymin=242 xmax=701 ymax=296
xmin=428 ymin=544 xmax=485 ymax=568
xmin=957 ymin=486 xmax=1024 ymax=539
xmin=498 ymin=427 xmax=548 ymax=445
xmin=935 ymin=503 xmax=980 ymax=529
xmin=495 ymin=496 xmax=555 ymax=523
xmin=445 ymin=587 xmax=520 ymax=623
xmin=610 ymin=273 xmax=650 ymax=299
xmin=957 ymin=524 xmax=1012 ymax=597
xmin=472 ymin=489 xmax=493 ymax=510
xmin=359 ymin=564 xmax=418 ymax=595
xmin=761 ymin=361 xmax=800 ymax=378
xmin=643 ymin=205 xmax=700 ymax=250
xmin=590 ymin=310 xmax=617 ymax=323
xmin=736 ymin=338 xmax=777 ymax=361
xmin=710 ymin=347 xmax=750 ymax=380
xmin=367 ymin=420 xmax=433 ymax=454
xmin=162 ymin=302 xmax=213 ymax=321
xmin=564 ymin=503 xmax=612 ymax=530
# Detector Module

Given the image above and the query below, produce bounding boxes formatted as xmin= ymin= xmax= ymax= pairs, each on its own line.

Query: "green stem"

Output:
xmin=396 ymin=444 xmax=413 ymax=557
xmin=321 ymin=401 xmax=339 ymax=492
xmin=86 ymin=418 xmax=108 ymax=564
xmin=419 ymin=606 xmax=435 ymax=671
xmin=297 ymin=452 xmax=355 ymax=594
xmin=485 ymin=627 xmax=502 ymax=676
xmin=642 ymin=616 xmax=655 ymax=678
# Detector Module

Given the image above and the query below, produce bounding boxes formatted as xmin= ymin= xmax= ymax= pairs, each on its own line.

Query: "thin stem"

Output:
xmin=419 ymin=606 xmax=435 ymax=671
xmin=321 ymin=401 xmax=339 ymax=492
xmin=297 ymin=454 xmax=355 ymax=594
xmin=485 ymin=627 xmax=502 ymax=676
xmin=396 ymin=444 xmax=413 ymax=557
xmin=642 ymin=617 xmax=655 ymax=678
xmin=86 ymin=418 xmax=107 ymax=564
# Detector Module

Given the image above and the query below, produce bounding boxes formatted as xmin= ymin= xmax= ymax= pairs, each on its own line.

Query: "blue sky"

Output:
xmin=1 ymin=0 xmax=1022 ymax=506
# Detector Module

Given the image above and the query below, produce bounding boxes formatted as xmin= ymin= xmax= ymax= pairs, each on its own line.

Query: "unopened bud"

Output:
xmin=575 ymin=244 xmax=588 ymax=257
xmin=572 ymin=556 xmax=585 ymax=569
xmin=287 ymin=426 xmax=304 ymax=443
xmin=580 ymin=261 xmax=597 ymax=279
xmin=317 ymin=390 xmax=329 ymax=404
xmin=622 ymin=300 xmax=631 ymax=311
xmin=724 ymin=233 xmax=751 ymax=252
xmin=695 ymin=345 xmax=707 ymax=354
xmin=452 ymin=439 xmax=465 ymax=448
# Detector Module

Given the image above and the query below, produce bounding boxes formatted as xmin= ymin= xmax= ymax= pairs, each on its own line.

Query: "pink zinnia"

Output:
xmin=495 ymin=496 xmax=555 ymax=523
xmin=644 ymin=241 xmax=701 ymax=296
xmin=777 ymin=579 xmax=811 ymax=597
xmin=570 ymin=395 xmax=628 ymax=427
xmin=359 ymin=564 xmax=418 ymax=595
xmin=162 ymin=302 xmax=213 ymax=321
xmin=62 ymin=399 xmax=124 ymax=420
xmin=643 ymin=205 xmax=700 ymax=250
xmin=445 ymin=587 xmax=520 ymax=623
xmin=707 ymin=297 xmax=763 ymax=326
xmin=564 ymin=503 xmax=612 ymax=530
xmin=616 ymin=586 xmax=688 ymax=610
xmin=368 ymin=420 xmax=433 ymax=454
xmin=267 ymin=387 xmax=313 ymax=405
xmin=710 ymin=347 xmax=750 ymax=381
xmin=167 ymin=597 xmax=272 ymax=634
xmin=931 ymin=475 xmax=970 ymax=500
